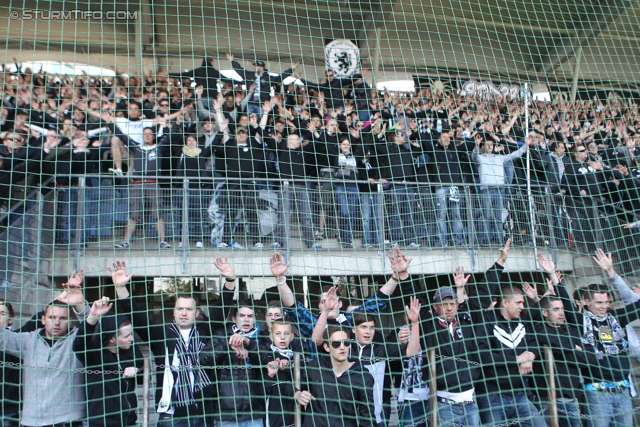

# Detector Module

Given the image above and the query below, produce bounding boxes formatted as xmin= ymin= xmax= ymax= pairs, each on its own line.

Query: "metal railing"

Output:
xmin=47 ymin=174 xmax=640 ymax=272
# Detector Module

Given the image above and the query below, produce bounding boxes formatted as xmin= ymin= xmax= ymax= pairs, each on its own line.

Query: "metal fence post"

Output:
xmin=34 ymin=190 xmax=44 ymax=286
xmin=429 ymin=348 xmax=438 ymax=427
xmin=180 ymin=179 xmax=189 ymax=274
xmin=294 ymin=352 xmax=301 ymax=427
xmin=544 ymin=346 xmax=559 ymax=427
xmin=544 ymin=186 xmax=558 ymax=264
xmin=142 ymin=357 xmax=150 ymax=427
xmin=377 ymin=182 xmax=385 ymax=271
xmin=464 ymin=186 xmax=477 ymax=270
xmin=73 ymin=176 xmax=86 ymax=272
xmin=282 ymin=182 xmax=291 ymax=262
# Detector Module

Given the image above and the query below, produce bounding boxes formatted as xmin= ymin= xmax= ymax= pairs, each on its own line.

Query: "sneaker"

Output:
xmin=271 ymin=242 xmax=282 ymax=249
xmin=109 ymin=168 xmax=124 ymax=177
xmin=115 ymin=241 xmax=130 ymax=249
xmin=159 ymin=241 xmax=171 ymax=249
xmin=254 ymin=242 xmax=265 ymax=249
xmin=195 ymin=242 xmax=204 ymax=249
xmin=363 ymin=244 xmax=374 ymax=249
xmin=178 ymin=241 xmax=184 ymax=248
xmin=341 ymin=242 xmax=353 ymax=249
xmin=308 ymin=243 xmax=322 ymax=249
xmin=230 ymin=240 xmax=244 ymax=249
xmin=212 ymin=242 xmax=229 ymax=248
xmin=315 ymin=230 xmax=325 ymax=240
xmin=407 ymin=242 xmax=421 ymax=249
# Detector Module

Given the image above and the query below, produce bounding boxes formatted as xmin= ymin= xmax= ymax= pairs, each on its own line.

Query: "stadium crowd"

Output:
xmin=1 ymin=56 xmax=640 ymax=249
xmin=0 ymin=245 xmax=639 ymax=427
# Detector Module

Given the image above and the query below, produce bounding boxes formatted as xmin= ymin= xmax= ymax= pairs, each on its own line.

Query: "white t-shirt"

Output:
xmin=114 ymin=117 xmax=163 ymax=145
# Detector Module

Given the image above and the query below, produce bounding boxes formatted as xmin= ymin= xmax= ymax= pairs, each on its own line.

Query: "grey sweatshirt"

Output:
xmin=471 ymin=144 xmax=528 ymax=187
xmin=0 ymin=304 xmax=89 ymax=426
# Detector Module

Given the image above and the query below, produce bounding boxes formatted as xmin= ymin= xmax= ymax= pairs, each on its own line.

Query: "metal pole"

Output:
xmin=294 ymin=352 xmax=301 ymax=427
xmin=371 ymin=27 xmax=382 ymax=88
xmin=544 ymin=346 xmax=559 ymax=427
xmin=429 ymin=348 xmax=438 ymax=427
xmin=303 ymin=276 xmax=309 ymax=309
xmin=524 ymin=83 xmax=539 ymax=263
xmin=142 ymin=357 xmax=150 ymax=427
xmin=34 ymin=191 xmax=44 ymax=286
xmin=282 ymin=183 xmax=291 ymax=262
xmin=377 ymin=182 xmax=385 ymax=271
xmin=463 ymin=185 xmax=477 ymax=270
xmin=73 ymin=177 xmax=86 ymax=273
xmin=135 ymin=0 xmax=145 ymax=76
xmin=544 ymin=186 xmax=558 ymax=264
xmin=180 ymin=179 xmax=189 ymax=274
xmin=570 ymin=47 xmax=583 ymax=103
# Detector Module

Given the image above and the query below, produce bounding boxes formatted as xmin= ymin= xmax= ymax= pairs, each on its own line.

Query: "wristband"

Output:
xmin=275 ymin=276 xmax=287 ymax=286
xmin=225 ymin=276 xmax=236 ymax=282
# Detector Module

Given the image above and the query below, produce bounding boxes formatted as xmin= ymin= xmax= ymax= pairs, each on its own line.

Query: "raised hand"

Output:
xmin=67 ymin=269 xmax=85 ymax=288
xmin=545 ymin=278 xmax=556 ymax=296
xmin=213 ymin=256 xmax=235 ymax=279
xmin=87 ymin=296 xmax=113 ymax=325
xmin=592 ymin=248 xmax=614 ymax=273
xmin=323 ymin=287 xmax=339 ymax=312
xmin=522 ymin=282 xmax=539 ymax=301
xmin=388 ymin=247 xmax=413 ymax=277
xmin=497 ymin=238 xmax=511 ymax=265
xmin=405 ymin=296 xmax=421 ymax=323
xmin=452 ymin=267 xmax=471 ymax=288
xmin=537 ymin=252 xmax=556 ymax=274
xmin=107 ymin=260 xmax=134 ymax=287
xmin=270 ymin=253 xmax=290 ymax=278
xmin=225 ymin=53 xmax=234 ymax=62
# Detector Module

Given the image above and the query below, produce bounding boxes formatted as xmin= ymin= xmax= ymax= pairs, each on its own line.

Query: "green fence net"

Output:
xmin=1 ymin=0 xmax=640 ymax=426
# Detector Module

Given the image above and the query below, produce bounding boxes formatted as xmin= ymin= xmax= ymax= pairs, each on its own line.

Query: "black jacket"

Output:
xmin=468 ymin=263 xmax=540 ymax=395
xmin=0 ymin=344 xmax=20 ymax=417
xmin=301 ymin=78 xmax=348 ymax=109
xmin=562 ymin=157 xmax=605 ymax=198
xmin=373 ymin=139 xmax=421 ymax=182
xmin=213 ymin=139 xmax=268 ymax=180
xmin=299 ymin=357 xmax=376 ymax=427
xmin=200 ymin=326 xmax=265 ymax=423
xmin=257 ymin=342 xmax=298 ymax=427
xmin=73 ymin=317 xmax=143 ymax=426
xmin=424 ymin=139 xmax=471 ymax=185
xmin=169 ymin=58 xmax=222 ymax=99
xmin=231 ymin=61 xmax=293 ymax=104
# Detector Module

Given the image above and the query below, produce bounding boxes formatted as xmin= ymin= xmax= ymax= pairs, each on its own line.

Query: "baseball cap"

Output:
xmin=235 ymin=126 xmax=248 ymax=134
xmin=433 ymin=287 xmax=456 ymax=302
xmin=253 ymin=60 xmax=266 ymax=67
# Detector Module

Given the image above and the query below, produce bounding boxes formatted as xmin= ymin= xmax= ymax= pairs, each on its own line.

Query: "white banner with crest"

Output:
xmin=325 ymin=39 xmax=360 ymax=78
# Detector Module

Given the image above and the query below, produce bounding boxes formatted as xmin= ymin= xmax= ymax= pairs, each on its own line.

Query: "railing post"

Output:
xmin=544 ymin=186 xmax=558 ymax=264
xmin=377 ymin=182 xmax=385 ymax=271
xmin=429 ymin=348 xmax=438 ymax=427
xmin=592 ymin=202 xmax=604 ymax=251
xmin=34 ymin=190 xmax=44 ymax=286
xmin=294 ymin=352 xmax=301 ymax=427
xmin=73 ymin=177 xmax=86 ymax=272
xmin=282 ymin=182 xmax=291 ymax=262
xmin=180 ymin=179 xmax=189 ymax=275
xmin=464 ymin=186 xmax=477 ymax=269
xmin=142 ymin=357 xmax=150 ymax=427
xmin=544 ymin=346 xmax=559 ymax=427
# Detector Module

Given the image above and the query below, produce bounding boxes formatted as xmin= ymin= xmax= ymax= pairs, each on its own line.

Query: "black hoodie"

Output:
xmin=300 ymin=356 xmax=376 ymax=427
xmin=73 ymin=314 xmax=143 ymax=427
xmin=169 ymin=58 xmax=222 ymax=99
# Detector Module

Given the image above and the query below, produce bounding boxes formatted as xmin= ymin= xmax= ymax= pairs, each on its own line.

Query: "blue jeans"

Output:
xmin=584 ymin=389 xmax=633 ymax=427
xmin=477 ymin=392 xmax=547 ymax=427
xmin=478 ymin=188 xmax=505 ymax=244
xmin=385 ymin=184 xmax=418 ymax=245
xmin=437 ymin=401 xmax=479 ymax=427
xmin=57 ymin=187 xmax=100 ymax=244
xmin=360 ymin=192 xmax=381 ymax=246
xmin=398 ymin=399 xmax=429 ymax=427
xmin=215 ymin=420 xmax=263 ymax=427
xmin=335 ymin=185 xmax=360 ymax=244
xmin=247 ymin=103 xmax=263 ymax=116
xmin=434 ymin=187 xmax=464 ymax=246
xmin=540 ymin=398 xmax=581 ymax=427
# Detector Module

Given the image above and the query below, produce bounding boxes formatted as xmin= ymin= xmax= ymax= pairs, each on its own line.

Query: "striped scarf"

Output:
xmin=160 ymin=324 xmax=211 ymax=411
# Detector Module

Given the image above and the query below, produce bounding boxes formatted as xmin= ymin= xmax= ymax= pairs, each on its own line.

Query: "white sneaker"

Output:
xmin=407 ymin=242 xmax=421 ymax=249
xmin=212 ymin=242 xmax=229 ymax=248
xmin=109 ymin=168 xmax=124 ymax=177
xmin=178 ymin=241 xmax=184 ymax=248
xmin=254 ymin=242 xmax=265 ymax=249
xmin=230 ymin=240 xmax=244 ymax=249
xmin=195 ymin=242 xmax=204 ymax=248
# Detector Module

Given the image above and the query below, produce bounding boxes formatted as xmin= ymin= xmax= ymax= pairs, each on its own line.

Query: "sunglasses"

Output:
xmin=330 ymin=339 xmax=353 ymax=349
xmin=160 ymin=104 xmax=169 ymax=107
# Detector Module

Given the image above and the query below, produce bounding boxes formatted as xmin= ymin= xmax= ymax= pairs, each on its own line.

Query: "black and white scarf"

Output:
xmin=158 ymin=324 xmax=211 ymax=412
xmin=231 ymin=323 xmax=260 ymax=341
xmin=270 ymin=343 xmax=294 ymax=360
xmin=582 ymin=310 xmax=628 ymax=358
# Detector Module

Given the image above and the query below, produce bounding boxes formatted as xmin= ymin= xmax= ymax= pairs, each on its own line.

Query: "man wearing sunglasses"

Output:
xmin=295 ymin=326 xmax=376 ymax=426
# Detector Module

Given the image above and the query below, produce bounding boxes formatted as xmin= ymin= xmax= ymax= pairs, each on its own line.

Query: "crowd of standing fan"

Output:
xmin=0 ymin=244 xmax=639 ymax=427
xmin=1 ymin=56 xmax=640 ymax=250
